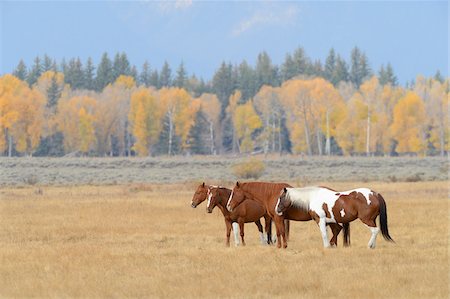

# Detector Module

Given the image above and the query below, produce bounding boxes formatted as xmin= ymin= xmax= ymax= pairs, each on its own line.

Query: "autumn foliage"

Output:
xmin=0 ymin=72 xmax=448 ymax=157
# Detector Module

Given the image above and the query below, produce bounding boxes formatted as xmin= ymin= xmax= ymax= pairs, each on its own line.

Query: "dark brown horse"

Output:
xmin=227 ymin=182 xmax=345 ymax=248
xmin=276 ymin=186 xmax=394 ymax=248
xmin=190 ymin=183 xmax=272 ymax=246
xmin=206 ymin=186 xmax=271 ymax=246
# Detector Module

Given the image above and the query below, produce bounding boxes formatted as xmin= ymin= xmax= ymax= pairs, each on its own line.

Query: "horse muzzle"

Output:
xmin=191 ymin=203 xmax=197 ymax=208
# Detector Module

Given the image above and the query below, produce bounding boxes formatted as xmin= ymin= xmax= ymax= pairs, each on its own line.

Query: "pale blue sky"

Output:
xmin=0 ymin=1 xmax=448 ymax=85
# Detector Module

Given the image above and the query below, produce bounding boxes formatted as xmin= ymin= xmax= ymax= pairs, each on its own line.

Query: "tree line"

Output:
xmin=1 ymin=48 xmax=448 ymax=157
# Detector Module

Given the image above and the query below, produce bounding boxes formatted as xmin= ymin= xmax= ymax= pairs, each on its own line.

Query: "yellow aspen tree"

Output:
xmin=198 ymin=93 xmax=221 ymax=155
xmin=227 ymin=90 xmax=242 ymax=153
xmin=428 ymin=79 xmax=449 ymax=156
xmin=359 ymin=76 xmax=382 ymax=156
xmin=233 ymin=100 xmax=262 ymax=153
xmin=0 ymin=75 xmax=22 ymax=155
xmin=97 ymin=76 xmax=136 ymax=156
xmin=390 ymin=92 xmax=427 ymax=155
xmin=335 ymin=92 xmax=366 ymax=155
xmin=128 ymin=88 xmax=161 ymax=156
xmin=57 ymin=96 xmax=97 ymax=154
xmin=254 ymin=85 xmax=283 ymax=154
xmin=159 ymin=87 xmax=193 ymax=155
xmin=280 ymin=79 xmax=315 ymax=155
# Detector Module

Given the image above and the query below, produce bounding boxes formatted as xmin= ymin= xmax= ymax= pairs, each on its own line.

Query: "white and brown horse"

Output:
xmin=275 ymin=186 xmax=394 ymax=248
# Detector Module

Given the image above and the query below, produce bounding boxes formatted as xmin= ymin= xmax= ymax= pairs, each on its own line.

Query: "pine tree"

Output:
xmin=334 ymin=55 xmax=349 ymax=84
xmin=112 ymin=52 xmax=131 ymax=81
xmin=96 ymin=52 xmax=113 ymax=91
xmin=42 ymin=54 xmax=53 ymax=72
xmin=379 ymin=63 xmax=397 ymax=86
xmin=13 ymin=60 xmax=28 ymax=81
xmin=434 ymin=70 xmax=444 ymax=83
xmin=280 ymin=53 xmax=296 ymax=82
xmin=236 ymin=60 xmax=256 ymax=102
xmin=187 ymin=108 xmax=209 ymax=155
xmin=84 ymin=57 xmax=96 ymax=90
xmin=160 ymin=61 xmax=172 ymax=87
xmin=324 ymin=48 xmax=336 ymax=83
xmin=255 ymin=51 xmax=277 ymax=90
xmin=27 ymin=56 xmax=43 ymax=86
xmin=212 ymin=61 xmax=235 ymax=112
xmin=130 ymin=65 xmax=138 ymax=82
xmin=65 ymin=58 xmax=84 ymax=89
xmin=174 ymin=62 xmax=187 ymax=88
xmin=47 ymin=74 xmax=63 ymax=108
xmin=140 ymin=61 xmax=151 ymax=87
xmin=149 ymin=70 xmax=160 ymax=88
xmin=292 ymin=47 xmax=310 ymax=76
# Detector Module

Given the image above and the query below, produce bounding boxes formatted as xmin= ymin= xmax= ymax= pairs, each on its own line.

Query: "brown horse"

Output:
xmin=206 ymin=186 xmax=271 ymax=246
xmin=275 ymin=186 xmax=394 ymax=248
xmin=227 ymin=182 xmax=344 ymax=249
xmin=190 ymin=183 xmax=272 ymax=246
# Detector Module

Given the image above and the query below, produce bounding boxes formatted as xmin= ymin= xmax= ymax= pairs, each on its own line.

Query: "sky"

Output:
xmin=0 ymin=0 xmax=448 ymax=85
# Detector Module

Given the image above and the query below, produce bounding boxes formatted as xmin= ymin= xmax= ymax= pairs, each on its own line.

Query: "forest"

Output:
xmin=1 ymin=47 xmax=448 ymax=157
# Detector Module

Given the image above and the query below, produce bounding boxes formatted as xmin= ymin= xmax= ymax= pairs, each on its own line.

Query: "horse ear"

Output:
xmin=236 ymin=181 xmax=240 ymax=187
xmin=202 ymin=182 xmax=205 ymax=187
xmin=284 ymin=187 xmax=287 ymax=193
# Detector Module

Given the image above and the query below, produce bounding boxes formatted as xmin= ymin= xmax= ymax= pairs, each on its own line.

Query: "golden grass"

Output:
xmin=0 ymin=181 xmax=448 ymax=298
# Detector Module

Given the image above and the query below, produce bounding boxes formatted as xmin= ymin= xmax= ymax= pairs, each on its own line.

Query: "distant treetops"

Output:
xmin=1 ymin=48 xmax=448 ymax=157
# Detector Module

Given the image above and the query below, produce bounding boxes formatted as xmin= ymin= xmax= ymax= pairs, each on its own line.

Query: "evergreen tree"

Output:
xmin=280 ymin=53 xmax=296 ymax=81
xmin=96 ymin=52 xmax=113 ymax=91
xmin=84 ymin=57 xmax=96 ymax=90
xmin=149 ymin=70 xmax=160 ymax=88
xmin=334 ymin=55 xmax=349 ymax=83
xmin=324 ymin=48 xmax=336 ymax=83
xmin=379 ymin=63 xmax=397 ymax=86
xmin=360 ymin=53 xmax=372 ymax=81
xmin=112 ymin=52 xmax=131 ymax=80
xmin=292 ymin=47 xmax=310 ymax=76
xmin=65 ymin=58 xmax=84 ymax=89
xmin=155 ymin=112 xmax=181 ymax=155
xmin=130 ymin=65 xmax=138 ymax=82
xmin=140 ymin=61 xmax=151 ymax=87
xmin=174 ymin=62 xmax=187 ymax=88
xmin=255 ymin=51 xmax=277 ymax=90
xmin=434 ymin=70 xmax=444 ymax=83
xmin=350 ymin=47 xmax=371 ymax=87
xmin=47 ymin=74 xmax=63 ymax=108
xmin=27 ymin=56 xmax=43 ymax=86
xmin=13 ymin=60 xmax=28 ymax=81
xmin=212 ymin=61 xmax=235 ymax=112
xmin=311 ymin=60 xmax=324 ymax=78
xmin=236 ymin=60 xmax=256 ymax=102
xmin=187 ymin=108 xmax=210 ymax=155
xmin=42 ymin=54 xmax=53 ymax=72
xmin=160 ymin=61 xmax=172 ymax=87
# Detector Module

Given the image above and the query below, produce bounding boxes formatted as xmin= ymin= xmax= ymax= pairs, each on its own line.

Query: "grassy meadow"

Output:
xmin=0 ymin=180 xmax=448 ymax=298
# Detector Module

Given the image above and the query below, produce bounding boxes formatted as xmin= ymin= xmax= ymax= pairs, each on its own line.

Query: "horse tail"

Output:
xmin=378 ymin=193 xmax=394 ymax=242
xmin=343 ymin=223 xmax=350 ymax=247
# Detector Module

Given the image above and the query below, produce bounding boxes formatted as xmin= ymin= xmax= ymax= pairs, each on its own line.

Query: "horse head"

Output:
xmin=191 ymin=182 xmax=208 ymax=208
xmin=227 ymin=181 xmax=246 ymax=212
xmin=275 ymin=187 xmax=292 ymax=216
xmin=206 ymin=187 xmax=220 ymax=213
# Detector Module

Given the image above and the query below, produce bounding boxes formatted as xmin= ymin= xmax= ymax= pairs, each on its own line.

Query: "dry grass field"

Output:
xmin=0 ymin=181 xmax=448 ymax=298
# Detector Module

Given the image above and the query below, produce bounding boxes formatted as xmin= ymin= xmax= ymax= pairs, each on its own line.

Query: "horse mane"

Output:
xmin=287 ymin=187 xmax=324 ymax=211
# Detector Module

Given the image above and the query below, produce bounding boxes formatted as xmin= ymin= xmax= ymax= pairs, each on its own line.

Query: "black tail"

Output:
xmin=343 ymin=223 xmax=350 ymax=247
xmin=378 ymin=193 xmax=394 ymax=242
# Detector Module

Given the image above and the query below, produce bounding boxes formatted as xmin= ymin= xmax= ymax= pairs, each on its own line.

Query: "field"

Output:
xmin=1 ymin=156 xmax=448 ymax=186
xmin=0 ymin=180 xmax=448 ymax=298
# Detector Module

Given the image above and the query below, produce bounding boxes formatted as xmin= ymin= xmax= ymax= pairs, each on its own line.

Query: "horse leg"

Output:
xmin=319 ymin=218 xmax=331 ymax=248
xmin=239 ymin=221 xmax=246 ymax=246
xmin=232 ymin=222 xmax=240 ymax=246
xmin=329 ymin=223 xmax=342 ymax=247
xmin=284 ymin=219 xmax=290 ymax=242
xmin=362 ymin=219 xmax=379 ymax=249
xmin=264 ymin=216 xmax=272 ymax=245
xmin=274 ymin=216 xmax=287 ymax=249
xmin=255 ymin=219 xmax=265 ymax=245
xmin=225 ymin=220 xmax=232 ymax=247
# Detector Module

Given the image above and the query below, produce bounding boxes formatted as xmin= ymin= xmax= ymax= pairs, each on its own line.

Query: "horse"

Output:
xmin=275 ymin=186 xmax=394 ymax=248
xmin=206 ymin=186 xmax=271 ymax=246
xmin=190 ymin=183 xmax=272 ymax=246
xmin=226 ymin=181 xmax=343 ymax=249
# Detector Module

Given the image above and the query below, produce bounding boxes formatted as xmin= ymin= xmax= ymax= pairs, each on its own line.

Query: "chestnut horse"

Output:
xmin=227 ymin=182 xmax=344 ymax=249
xmin=190 ymin=183 xmax=272 ymax=246
xmin=206 ymin=186 xmax=271 ymax=246
xmin=275 ymin=186 xmax=394 ymax=248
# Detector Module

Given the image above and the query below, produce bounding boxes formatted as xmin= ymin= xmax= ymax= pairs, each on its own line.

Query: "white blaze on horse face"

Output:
xmin=340 ymin=208 xmax=345 ymax=217
xmin=226 ymin=190 xmax=234 ymax=212
xmin=275 ymin=198 xmax=283 ymax=216
xmin=206 ymin=192 xmax=213 ymax=209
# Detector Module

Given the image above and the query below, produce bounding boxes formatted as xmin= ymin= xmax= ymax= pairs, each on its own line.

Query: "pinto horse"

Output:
xmin=275 ymin=186 xmax=394 ymax=248
xmin=206 ymin=186 xmax=271 ymax=246
xmin=226 ymin=182 xmax=343 ymax=249
xmin=190 ymin=183 xmax=271 ymax=246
